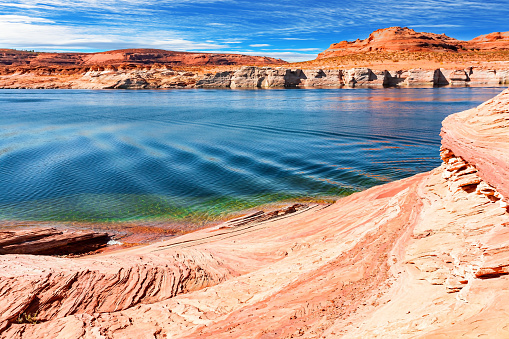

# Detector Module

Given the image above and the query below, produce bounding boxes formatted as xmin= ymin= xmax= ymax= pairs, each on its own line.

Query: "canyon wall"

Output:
xmin=0 ymin=89 xmax=508 ymax=337
xmin=1 ymin=65 xmax=509 ymax=89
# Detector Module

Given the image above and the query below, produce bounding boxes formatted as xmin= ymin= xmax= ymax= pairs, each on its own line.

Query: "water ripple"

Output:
xmin=0 ymin=87 xmax=504 ymax=222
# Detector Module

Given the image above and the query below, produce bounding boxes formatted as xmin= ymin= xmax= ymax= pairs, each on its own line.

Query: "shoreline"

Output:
xmin=2 ymin=65 xmax=509 ymax=90
xmin=0 ymin=199 xmax=335 ymax=255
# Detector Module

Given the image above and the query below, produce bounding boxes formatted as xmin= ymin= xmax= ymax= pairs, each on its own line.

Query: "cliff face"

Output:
xmin=1 ymin=65 xmax=508 ymax=89
xmin=0 ymin=88 xmax=508 ymax=337
xmin=318 ymin=27 xmax=509 ymax=59
xmin=0 ymin=49 xmax=286 ymax=67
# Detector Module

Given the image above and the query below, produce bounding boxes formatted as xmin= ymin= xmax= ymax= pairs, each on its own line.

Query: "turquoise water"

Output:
xmin=0 ymin=87 xmax=504 ymax=223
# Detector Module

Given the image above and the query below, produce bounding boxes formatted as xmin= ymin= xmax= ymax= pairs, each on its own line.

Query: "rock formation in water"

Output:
xmin=1 ymin=65 xmax=508 ymax=89
xmin=0 ymin=88 xmax=508 ymax=338
xmin=317 ymin=26 xmax=509 ymax=59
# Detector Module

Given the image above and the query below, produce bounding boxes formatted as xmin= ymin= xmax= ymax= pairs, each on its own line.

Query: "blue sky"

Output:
xmin=1 ymin=0 xmax=509 ymax=62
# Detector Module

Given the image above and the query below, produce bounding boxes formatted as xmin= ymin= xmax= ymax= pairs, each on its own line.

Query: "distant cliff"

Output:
xmin=0 ymin=48 xmax=287 ymax=67
xmin=317 ymin=27 xmax=509 ymax=59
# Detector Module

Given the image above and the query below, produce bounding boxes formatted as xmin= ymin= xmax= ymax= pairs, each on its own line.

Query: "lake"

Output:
xmin=0 ymin=87 xmax=504 ymax=224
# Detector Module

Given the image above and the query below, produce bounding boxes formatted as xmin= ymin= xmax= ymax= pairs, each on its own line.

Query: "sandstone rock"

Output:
xmin=317 ymin=26 xmax=509 ymax=59
xmin=467 ymin=68 xmax=501 ymax=85
xmin=0 ymin=49 xmax=286 ymax=67
xmin=345 ymin=67 xmax=386 ymax=87
xmin=402 ymin=68 xmax=436 ymax=86
xmin=230 ymin=66 xmax=265 ymax=88
xmin=261 ymin=68 xmax=288 ymax=88
xmin=299 ymin=69 xmax=344 ymax=87
xmin=0 ymin=228 xmax=108 ymax=255
xmin=441 ymin=88 xmax=509 ymax=200
xmin=437 ymin=69 xmax=470 ymax=86
xmin=2 ymin=64 xmax=509 ymax=89
xmin=195 ymin=71 xmax=232 ymax=88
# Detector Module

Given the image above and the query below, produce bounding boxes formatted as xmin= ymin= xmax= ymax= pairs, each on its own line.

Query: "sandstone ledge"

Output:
xmin=0 ymin=90 xmax=508 ymax=338
xmin=0 ymin=228 xmax=109 ymax=255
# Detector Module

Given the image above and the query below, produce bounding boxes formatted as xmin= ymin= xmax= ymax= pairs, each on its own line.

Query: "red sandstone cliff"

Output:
xmin=0 ymin=48 xmax=286 ymax=67
xmin=0 ymin=88 xmax=508 ymax=337
xmin=318 ymin=26 xmax=509 ymax=59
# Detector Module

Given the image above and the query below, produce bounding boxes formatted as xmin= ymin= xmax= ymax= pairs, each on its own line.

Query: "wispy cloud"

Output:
xmin=151 ymin=39 xmax=229 ymax=51
xmin=410 ymin=24 xmax=462 ymax=28
xmin=0 ymin=15 xmax=232 ymax=52
xmin=1 ymin=0 xmax=508 ymax=57
xmin=280 ymin=38 xmax=316 ymax=41
xmin=0 ymin=15 xmax=54 ymax=24
xmin=262 ymin=48 xmax=321 ymax=52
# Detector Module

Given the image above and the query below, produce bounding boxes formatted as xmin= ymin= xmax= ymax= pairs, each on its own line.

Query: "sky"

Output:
xmin=1 ymin=0 xmax=509 ymax=62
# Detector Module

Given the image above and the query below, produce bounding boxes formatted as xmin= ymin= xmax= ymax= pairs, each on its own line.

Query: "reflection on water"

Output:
xmin=0 ymin=87 xmax=504 ymax=223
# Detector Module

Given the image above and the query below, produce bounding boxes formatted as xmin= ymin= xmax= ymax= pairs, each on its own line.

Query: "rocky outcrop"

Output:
xmin=0 ymin=89 xmax=508 ymax=338
xmin=0 ymin=228 xmax=109 ymax=255
xmin=469 ymin=31 xmax=509 ymax=50
xmin=318 ymin=26 xmax=509 ymax=59
xmin=0 ymin=249 xmax=235 ymax=332
xmin=441 ymin=89 xmax=509 ymax=203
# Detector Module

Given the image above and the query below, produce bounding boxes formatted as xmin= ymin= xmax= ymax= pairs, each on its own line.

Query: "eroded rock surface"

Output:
xmin=0 ymin=90 xmax=508 ymax=338
xmin=0 ymin=228 xmax=108 ymax=255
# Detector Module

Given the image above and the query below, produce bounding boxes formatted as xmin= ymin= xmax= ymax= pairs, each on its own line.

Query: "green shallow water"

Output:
xmin=0 ymin=191 xmax=348 ymax=224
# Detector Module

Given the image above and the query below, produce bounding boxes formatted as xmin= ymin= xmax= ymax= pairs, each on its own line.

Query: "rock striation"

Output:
xmin=2 ymin=65 xmax=508 ymax=89
xmin=0 ymin=88 xmax=508 ymax=337
xmin=0 ymin=228 xmax=109 ymax=255
xmin=441 ymin=89 xmax=509 ymax=203
xmin=318 ymin=26 xmax=509 ymax=59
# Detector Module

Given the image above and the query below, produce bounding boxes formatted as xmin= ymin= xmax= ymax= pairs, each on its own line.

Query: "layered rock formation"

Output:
xmin=0 ymin=228 xmax=109 ymax=255
xmin=2 ymin=65 xmax=508 ymax=89
xmin=0 ymin=49 xmax=286 ymax=67
xmin=0 ymin=88 xmax=508 ymax=338
xmin=318 ymin=26 xmax=509 ymax=59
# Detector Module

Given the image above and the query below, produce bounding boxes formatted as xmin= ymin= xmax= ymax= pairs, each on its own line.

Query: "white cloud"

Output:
xmin=249 ymin=43 xmax=270 ymax=47
xmin=0 ymin=2 xmax=42 ymax=9
xmin=280 ymin=37 xmax=316 ymax=41
xmin=0 ymin=16 xmax=232 ymax=52
xmin=149 ymin=39 xmax=229 ymax=51
xmin=0 ymin=15 xmax=54 ymax=24
xmin=262 ymin=48 xmax=321 ymax=52
xmin=0 ymin=19 xmax=109 ymax=47
xmin=410 ymin=24 xmax=462 ymax=28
